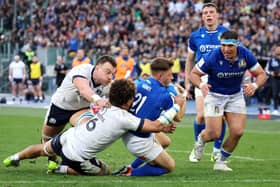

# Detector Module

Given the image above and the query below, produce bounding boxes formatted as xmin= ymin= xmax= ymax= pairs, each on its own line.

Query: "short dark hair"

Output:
xmin=109 ymin=79 xmax=135 ymax=107
xmin=202 ymin=2 xmax=218 ymax=12
xmin=221 ymin=30 xmax=238 ymax=40
xmin=96 ymin=55 xmax=116 ymax=67
xmin=150 ymin=57 xmax=173 ymax=73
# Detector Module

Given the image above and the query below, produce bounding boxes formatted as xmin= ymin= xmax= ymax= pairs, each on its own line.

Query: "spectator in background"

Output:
xmin=24 ymin=46 xmax=35 ymax=69
xmin=54 ymin=56 xmax=68 ymax=88
xmin=29 ymin=56 xmax=44 ymax=103
xmin=71 ymin=49 xmax=92 ymax=68
xmin=8 ymin=55 xmax=26 ymax=103
xmin=115 ymin=46 xmax=135 ymax=80
xmin=68 ymin=31 xmax=79 ymax=58
xmin=267 ymin=45 xmax=280 ymax=115
xmin=139 ymin=53 xmax=151 ymax=77
xmin=170 ymin=51 xmax=181 ymax=84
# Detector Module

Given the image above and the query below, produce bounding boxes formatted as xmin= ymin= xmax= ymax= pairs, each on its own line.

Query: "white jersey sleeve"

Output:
xmin=51 ymin=64 xmax=108 ymax=110
xmin=60 ymin=106 xmax=144 ymax=162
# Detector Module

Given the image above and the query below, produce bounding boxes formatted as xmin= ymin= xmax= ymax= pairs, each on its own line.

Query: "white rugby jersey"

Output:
xmin=60 ymin=106 xmax=144 ymax=162
xmin=51 ymin=64 xmax=109 ymax=110
xmin=9 ymin=61 xmax=25 ymax=79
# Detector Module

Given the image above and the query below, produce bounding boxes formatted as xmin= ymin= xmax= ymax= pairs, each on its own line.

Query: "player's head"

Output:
xmin=150 ymin=57 xmax=174 ymax=87
xmin=109 ymin=79 xmax=135 ymax=109
xmin=94 ymin=55 xmax=116 ymax=85
xmin=202 ymin=3 xmax=219 ymax=29
xmin=220 ymin=30 xmax=239 ymax=60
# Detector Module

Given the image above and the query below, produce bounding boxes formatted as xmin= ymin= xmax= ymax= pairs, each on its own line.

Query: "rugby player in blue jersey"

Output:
xmin=113 ymin=57 xmax=186 ymax=176
xmin=185 ymin=3 xmax=228 ymax=162
xmin=190 ymin=30 xmax=266 ymax=171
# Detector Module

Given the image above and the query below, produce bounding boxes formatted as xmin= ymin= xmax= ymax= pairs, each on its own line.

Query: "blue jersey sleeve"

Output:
xmin=188 ymin=32 xmax=197 ymax=53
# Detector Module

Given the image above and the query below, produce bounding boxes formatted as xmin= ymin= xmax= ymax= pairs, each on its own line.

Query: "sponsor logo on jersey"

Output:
xmin=217 ymin=71 xmax=244 ymax=78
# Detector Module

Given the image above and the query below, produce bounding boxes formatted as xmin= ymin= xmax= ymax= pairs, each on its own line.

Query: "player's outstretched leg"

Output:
xmin=3 ymin=154 xmax=20 ymax=167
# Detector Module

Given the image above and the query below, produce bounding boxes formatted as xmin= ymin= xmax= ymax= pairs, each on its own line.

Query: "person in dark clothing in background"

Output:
xmin=54 ymin=56 xmax=68 ymax=87
xmin=268 ymin=46 xmax=280 ymax=115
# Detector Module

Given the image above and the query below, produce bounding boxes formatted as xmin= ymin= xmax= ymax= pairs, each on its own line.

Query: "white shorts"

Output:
xmin=122 ymin=133 xmax=163 ymax=162
xmin=195 ymin=75 xmax=208 ymax=98
xmin=204 ymin=91 xmax=246 ymax=117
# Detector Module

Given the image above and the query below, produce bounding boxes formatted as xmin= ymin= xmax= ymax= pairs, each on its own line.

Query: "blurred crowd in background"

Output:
xmin=0 ymin=0 xmax=279 ymax=108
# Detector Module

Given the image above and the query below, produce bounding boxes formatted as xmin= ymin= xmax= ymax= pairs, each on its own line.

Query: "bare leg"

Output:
xmin=222 ymin=112 xmax=246 ymax=152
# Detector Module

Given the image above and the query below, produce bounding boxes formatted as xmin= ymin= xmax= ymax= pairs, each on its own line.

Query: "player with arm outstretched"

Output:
xmin=3 ymin=79 xmax=177 ymax=175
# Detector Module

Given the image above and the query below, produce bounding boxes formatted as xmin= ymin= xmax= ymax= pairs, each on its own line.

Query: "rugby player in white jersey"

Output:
xmin=3 ymin=79 xmax=178 ymax=175
xmin=41 ymin=55 xmax=116 ymax=145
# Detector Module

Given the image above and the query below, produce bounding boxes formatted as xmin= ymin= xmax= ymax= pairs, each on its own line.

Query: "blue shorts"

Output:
xmin=45 ymin=104 xmax=88 ymax=127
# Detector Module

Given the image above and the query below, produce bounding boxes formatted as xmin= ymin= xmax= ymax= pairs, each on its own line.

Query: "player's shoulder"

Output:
xmin=217 ymin=25 xmax=228 ymax=32
xmin=190 ymin=27 xmax=204 ymax=37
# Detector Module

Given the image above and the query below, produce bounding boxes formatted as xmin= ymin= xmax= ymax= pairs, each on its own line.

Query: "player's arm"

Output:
xmin=8 ymin=65 xmax=12 ymax=82
xmin=243 ymin=65 xmax=267 ymax=96
xmin=184 ymin=50 xmax=195 ymax=99
xmin=73 ymin=77 xmax=108 ymax=106
xmin=141 ymin=120 xmax=176 ymax=134
xmin=172 ymin=84 xmax=186 ymax=122
xmin=190 ymin=65 xmax=209 ymax=97
xmin=22 ymin=65 xmax=26 ymax=80
xmin=141 ymin=104 xmax=180 ymax=133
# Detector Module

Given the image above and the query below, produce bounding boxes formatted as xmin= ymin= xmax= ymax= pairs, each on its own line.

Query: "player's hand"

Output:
xmin=174 ymin=95 xmax=185 ymax=107
xmin=185 ymin=84 xmax=193 ymax=99
xmin=95 ymin=98 xmax=110 ymax=108
xmin=163 ymin=123 xmax=176 ymax=134
xmin=243 ymin=83 xmax=257 ymax=96
xmin=200 ymin=83 xmax=211 ymax=97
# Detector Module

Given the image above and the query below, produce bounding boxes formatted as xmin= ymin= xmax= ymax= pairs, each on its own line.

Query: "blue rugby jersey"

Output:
xmin=129 ymin=77 xmax=174 ymax=137
xmin=196 ymin=45 xmax=259 ymax=95
xmin=188 ymin=25 xmax=228 ymax=62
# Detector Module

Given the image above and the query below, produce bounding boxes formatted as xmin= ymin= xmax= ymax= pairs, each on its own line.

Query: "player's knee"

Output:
xmin=161 ymin=137 xmax=171 ymax=148
xmin=41 ymin=134 xmax=53 ymax=144
xmin=232 ymin=129 xmax=244 ymax=139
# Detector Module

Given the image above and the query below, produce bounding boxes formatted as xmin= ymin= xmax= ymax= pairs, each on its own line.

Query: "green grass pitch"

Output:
xmin=0 ymin=106 xmax=279 ymax=187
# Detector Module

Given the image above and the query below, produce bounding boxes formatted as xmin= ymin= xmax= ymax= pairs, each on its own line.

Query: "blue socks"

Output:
xmin=214 ymin=120 xmax=226 ymax=149
xmin=220 ymin=149 xmax=231 ymax=161
xmin=131 ymin=163 xmax=167 ymax=176
xmin=193 ymin=120 xmax=205 ymax=141
xmin=131 ymin=157 xmax=144 ymax=169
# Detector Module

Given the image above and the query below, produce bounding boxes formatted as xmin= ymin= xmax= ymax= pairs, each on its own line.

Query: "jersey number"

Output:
xmin=130 ymin=93 xmax=147 ymax=114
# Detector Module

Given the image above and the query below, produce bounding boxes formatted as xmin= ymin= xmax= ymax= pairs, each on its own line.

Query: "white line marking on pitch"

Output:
xmin=1 ymin=179 xmax=280 ymax=184
xmin=168 ymin=149 xmax=279 ymax=161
